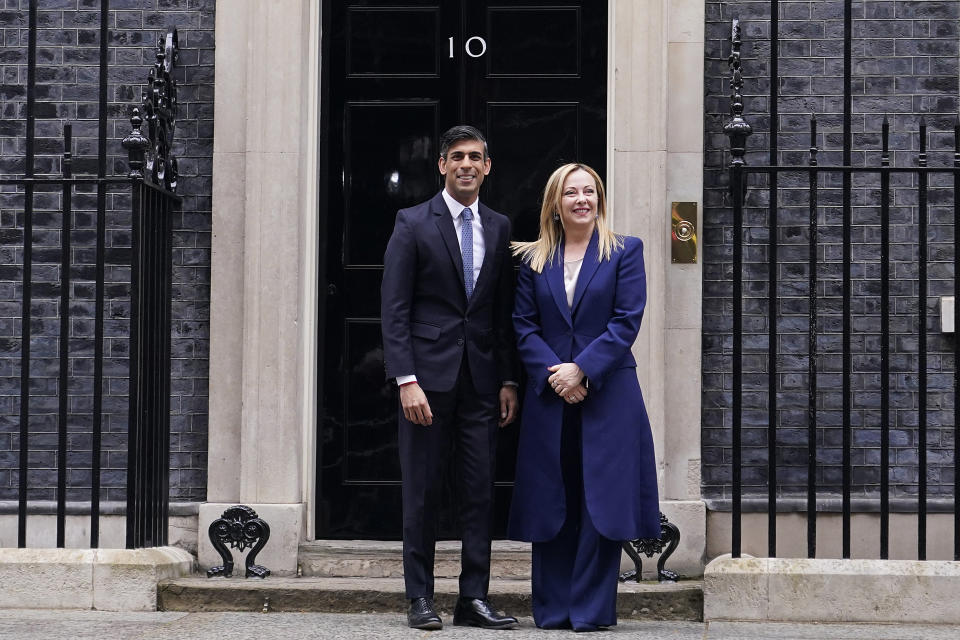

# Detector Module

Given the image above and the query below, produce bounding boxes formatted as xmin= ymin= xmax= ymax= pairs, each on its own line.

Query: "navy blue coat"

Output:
xmin=381 ymin=192 xmax=517 ymax=393
xmin=507 ymin=232 xmax=661 ymax=542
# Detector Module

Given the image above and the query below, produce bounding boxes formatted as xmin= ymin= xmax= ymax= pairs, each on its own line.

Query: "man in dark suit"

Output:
xmin=381 ymin=125 xmax=519 ymax=630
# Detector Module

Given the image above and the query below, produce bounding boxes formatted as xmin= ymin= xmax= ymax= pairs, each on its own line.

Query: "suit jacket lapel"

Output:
xmin=432 ymin=193 xmax=466 ymax=292
xmin=570 ymin=229 xmax=601 ymax=315
xmin=545 ymin=245 xmax=573 ymax=327
xmin=468 ymin=205 xmax=498 ymax=309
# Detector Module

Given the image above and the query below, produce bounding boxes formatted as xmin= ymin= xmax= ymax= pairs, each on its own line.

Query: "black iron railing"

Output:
xmin=723 ymin=15 xmax=960 ymax=561
xmin=0 ymin=0 xmax=179 ymax=549
xmin=122 ymin=28 xmax=181 ymax=550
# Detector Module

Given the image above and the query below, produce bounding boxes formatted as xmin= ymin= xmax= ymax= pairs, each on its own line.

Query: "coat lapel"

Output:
xmin=467 ymin=205 xmax=499 ymax=309
xmin=570 ymin=229 xmax=602 ymax=316
xmin=545 ymin=246 xmax=573 ymax=327
xmin=432 ymin=193 xmax=466 ymax=292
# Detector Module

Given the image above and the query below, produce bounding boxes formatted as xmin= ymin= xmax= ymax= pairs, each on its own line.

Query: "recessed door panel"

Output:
xmin=347 ymin=7 xmax=439 ymax=76
xmin=341 ymin=267 xmax=385 ymax=318
xmin=484 ymin=103 xmax=580 ymax=242
xmin=343 ymin=319 xmax=399 ymax=482
xmin=486 ymin=7 xmax=580 ymax=77
xmin=344 ymin=102 xmax=438 ymax=266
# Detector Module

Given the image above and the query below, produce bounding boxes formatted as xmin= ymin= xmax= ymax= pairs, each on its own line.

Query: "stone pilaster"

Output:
xmin=609 ymin=0 xmax=706 ymax=576
xmin=203 ymin=0 xmax=319 ymax=575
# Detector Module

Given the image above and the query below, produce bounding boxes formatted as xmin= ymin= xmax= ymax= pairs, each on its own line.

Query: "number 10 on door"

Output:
xmin=449 ymin=36 xmax=487 ymax=58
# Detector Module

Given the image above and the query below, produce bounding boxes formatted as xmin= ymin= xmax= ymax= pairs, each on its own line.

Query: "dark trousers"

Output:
xmin=398 ymin=360 xmax=499 ymax=600
xmin=531 ymin=405 xmax=622 ymax=631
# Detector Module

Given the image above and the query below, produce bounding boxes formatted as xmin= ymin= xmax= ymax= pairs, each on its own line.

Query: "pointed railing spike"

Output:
xmin=953 ymin=115 xmax=959 ymax=160
xmin=919 ymin=117 xmax=928 ymax=160
xmin=881 ymin=115 xmax=890 ymax=165
xmin=809 ymin=116 xmax=818 ymax=167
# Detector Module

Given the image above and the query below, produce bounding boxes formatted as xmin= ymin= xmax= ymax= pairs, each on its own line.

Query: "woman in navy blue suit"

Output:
xmin=508 ymin=163 xmax=660 ymax=631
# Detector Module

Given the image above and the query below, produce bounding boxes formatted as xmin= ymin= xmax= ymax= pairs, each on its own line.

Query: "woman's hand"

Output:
xmin=562 ymin=383 xmax=588 ymax=404
xmin=547 ymin=362 xmax=584 ymax=397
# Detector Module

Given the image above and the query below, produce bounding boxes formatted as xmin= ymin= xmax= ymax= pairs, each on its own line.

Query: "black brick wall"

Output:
xmin=704 ymin=1 xmax=960 ymax=503
xmin=0 ymin=0 xmax=213 ymax=503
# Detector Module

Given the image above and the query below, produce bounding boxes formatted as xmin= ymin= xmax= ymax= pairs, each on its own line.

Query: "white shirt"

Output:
xmin=395 ymin=191 xmax=485 ymax=388
xmin=442 ymin=189 xmax=484 ymax=291
xmin=564 ymin=257 xmax=583 ymax=308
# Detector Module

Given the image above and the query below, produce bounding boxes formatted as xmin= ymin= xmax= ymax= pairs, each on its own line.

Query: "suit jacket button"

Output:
xmin=457 ymin=338 xmax=464 ymax=346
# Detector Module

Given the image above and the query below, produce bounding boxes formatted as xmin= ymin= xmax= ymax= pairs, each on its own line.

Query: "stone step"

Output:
xmin=298 ymin=540 xmax=532 ymax=579
xmin=157 ymin=576 xmax=703 ymax=621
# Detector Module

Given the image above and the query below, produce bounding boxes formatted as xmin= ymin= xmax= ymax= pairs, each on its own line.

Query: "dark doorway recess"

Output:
xmin=317 ymin=0 xmax=607 ymax=539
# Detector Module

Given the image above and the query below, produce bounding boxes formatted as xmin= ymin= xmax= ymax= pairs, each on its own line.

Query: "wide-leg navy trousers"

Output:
xmin=531 ymin=404 xmax=621 ymax=631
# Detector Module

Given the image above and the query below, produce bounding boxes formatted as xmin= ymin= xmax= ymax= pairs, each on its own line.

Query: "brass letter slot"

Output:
xmin=671 ymin=202 xmax=697 ymax=264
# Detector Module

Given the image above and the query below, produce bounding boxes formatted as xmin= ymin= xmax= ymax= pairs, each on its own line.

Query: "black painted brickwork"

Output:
xmin=0 ymin=0 xmax=213 ymax=503
xmin=704 ymin=1 xmax=960 ymax=503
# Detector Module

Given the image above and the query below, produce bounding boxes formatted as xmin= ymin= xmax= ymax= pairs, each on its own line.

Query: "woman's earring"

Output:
xmin=553 ymin=212 xmax=560 ymax=221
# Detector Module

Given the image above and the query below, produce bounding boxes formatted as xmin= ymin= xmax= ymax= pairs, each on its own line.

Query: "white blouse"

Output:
xmin=563 ymin=257 xmax=583 ymax=308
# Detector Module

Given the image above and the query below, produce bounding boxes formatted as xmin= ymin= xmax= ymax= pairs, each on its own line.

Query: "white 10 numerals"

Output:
xmin=448 ymin=36 xmax=487 ymax=58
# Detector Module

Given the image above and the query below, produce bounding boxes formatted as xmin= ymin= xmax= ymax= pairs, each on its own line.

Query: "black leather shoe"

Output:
xmin=453 ymin=597 xmax=519 ymax=629
xmin=408 ymin=597 xmax=442 ymax=630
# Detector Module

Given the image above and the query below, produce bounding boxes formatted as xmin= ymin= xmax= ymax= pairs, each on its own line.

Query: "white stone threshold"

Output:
xmin=705 ymin=554 xmax=960 ymax=623
xmin=0 ymin=546 xmax=194 ymax=611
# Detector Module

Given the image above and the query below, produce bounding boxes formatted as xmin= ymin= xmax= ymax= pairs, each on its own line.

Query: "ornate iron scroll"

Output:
xmin=723 ymin=18 xmax=752 ymax=170
xmin=122 ymin=28 xmax=179 ymax=192
xmin=619 ymin=512 xmax=681 ymax=583
xmin=207 ymin=505 xmax=272 ymax=578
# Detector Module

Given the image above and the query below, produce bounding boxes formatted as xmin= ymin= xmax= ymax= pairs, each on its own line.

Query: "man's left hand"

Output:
xmin=499 ymin=385 xmax=518 ymax=427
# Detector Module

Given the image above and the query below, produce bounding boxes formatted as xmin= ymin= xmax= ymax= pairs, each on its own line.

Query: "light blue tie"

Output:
xmin=462 ymin=207 xmax=474 ymax=298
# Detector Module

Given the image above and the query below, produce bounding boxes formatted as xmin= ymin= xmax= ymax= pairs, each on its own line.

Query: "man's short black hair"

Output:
xmin=439 ymin=125 xmax=490 ymax=160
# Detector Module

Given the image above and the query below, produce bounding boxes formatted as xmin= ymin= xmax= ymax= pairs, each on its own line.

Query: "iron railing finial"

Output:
xmin=124 ymin=29 xmax=179 ymax=191
xmin=723 ymin=18 xmax=752 ymax=168
xmin=122 ymin=108 xmax=149 ymax=179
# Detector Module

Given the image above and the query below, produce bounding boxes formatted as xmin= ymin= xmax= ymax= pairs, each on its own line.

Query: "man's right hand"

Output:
xmin=400 ymin=383 xmax=433 ymax=426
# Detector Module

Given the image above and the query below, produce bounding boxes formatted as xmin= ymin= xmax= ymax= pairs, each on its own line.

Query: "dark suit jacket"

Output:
xmin=507 ymin=231 xmax=660 ymax=542
xmin=381 ymin=191 xmax=517 ymax=394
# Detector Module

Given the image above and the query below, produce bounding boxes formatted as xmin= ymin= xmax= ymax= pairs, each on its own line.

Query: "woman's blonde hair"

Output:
xmin=511 ymin=163 xmax=623 ymax=273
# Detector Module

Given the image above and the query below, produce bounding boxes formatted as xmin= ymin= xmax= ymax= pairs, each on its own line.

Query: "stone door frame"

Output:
xmin=202 ymin=0 xmax=706 ymax=576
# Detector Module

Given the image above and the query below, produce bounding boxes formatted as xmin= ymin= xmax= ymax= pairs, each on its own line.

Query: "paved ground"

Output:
xmin=0 ymin=611 xmax=958 ymax=640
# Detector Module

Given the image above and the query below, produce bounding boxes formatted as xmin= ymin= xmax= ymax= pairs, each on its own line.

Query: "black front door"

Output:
xmin=318 ymin=0 xmax=607 ymax=538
